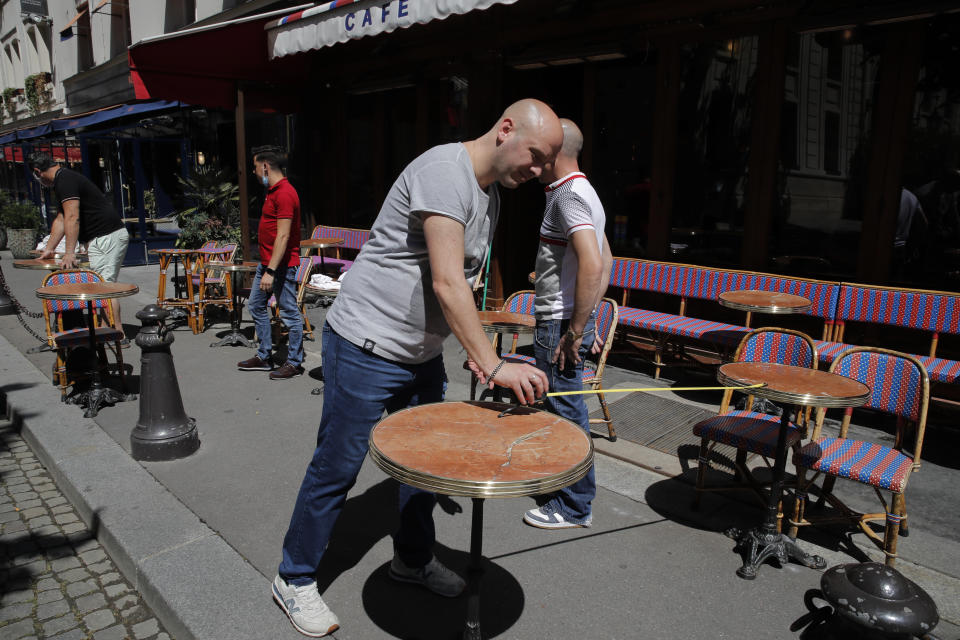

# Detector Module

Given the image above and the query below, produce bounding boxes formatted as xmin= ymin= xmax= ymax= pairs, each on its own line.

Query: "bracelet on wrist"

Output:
xmin=488 ymin=359 xmax=506 ymax=382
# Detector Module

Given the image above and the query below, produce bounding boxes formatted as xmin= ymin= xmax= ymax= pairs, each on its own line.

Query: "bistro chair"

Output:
xmin=194 ymin=243 xmax=237 ymax=332
xmin=692 ymin=328 xmax=818 ymax=510
xmin=269 ymin=256 xmax=315 ymax=341
xmin=788 ymin=347 xmax=929 ymax=567
xmin=469 ymin=291 xmax=620 ymax=440
xmin=40 ymin=269 xmax=126 ymax=399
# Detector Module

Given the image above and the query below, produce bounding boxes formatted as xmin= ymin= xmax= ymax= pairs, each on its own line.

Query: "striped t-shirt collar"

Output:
xmin=544 ymin=172 xmax=586 ymax=192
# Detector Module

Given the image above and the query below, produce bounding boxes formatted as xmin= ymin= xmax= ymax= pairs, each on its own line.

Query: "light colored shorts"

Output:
xmin=88 ymin=227 xmax=130 ymax=282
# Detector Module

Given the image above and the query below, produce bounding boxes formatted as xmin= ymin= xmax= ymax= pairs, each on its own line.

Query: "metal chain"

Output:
xmin=0 ymin=264 xmax=48 ymax=344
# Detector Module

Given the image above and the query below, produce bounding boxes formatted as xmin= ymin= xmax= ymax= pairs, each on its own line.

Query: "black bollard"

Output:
xmin=130 ymin=304 xmax=200 ymax=461
xmin=0 ymin=257 xmax=16 ymax=316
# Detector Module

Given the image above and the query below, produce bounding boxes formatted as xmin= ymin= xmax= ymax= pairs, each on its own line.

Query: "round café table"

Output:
xmin=13 ymin=258 xmax=89 ymax=270
xmin=206 ymin=261 xmax=259 ymax=348
xmin=718 ymin=289 xmax=812 ymax=329
xmin=300 ymin=237 xmax=345 ymax=273
xmin=717 ymin=361 xmax=870 ymax=579
xmin=29 ymin=249 xmax=88 ymax=257
xmin=35 ymin=281 xmax=139 ymax=418
xmin=369 ymin=400 xmax=593 ymax=640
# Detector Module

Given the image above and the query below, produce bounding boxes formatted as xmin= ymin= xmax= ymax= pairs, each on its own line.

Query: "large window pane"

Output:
xmin=771 ymin=30 xmax=882 ymax=279
xmin=898 ymin=16 xmax=960 ymax=289
xmin=671 ymin=36 xmax=758 ymax=267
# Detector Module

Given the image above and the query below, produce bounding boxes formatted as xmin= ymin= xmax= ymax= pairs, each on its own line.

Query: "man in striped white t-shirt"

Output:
xmin=524 ymin=119 xmax=613 ymax=529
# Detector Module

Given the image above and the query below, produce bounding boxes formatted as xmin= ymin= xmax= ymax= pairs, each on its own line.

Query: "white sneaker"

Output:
xmin=388 ymin=555 xmax=466 ymax=597
xmin=523 ymin=504 xmax=592 ymax=529
xmin=272 ymin=575 xmax=340 ymax=638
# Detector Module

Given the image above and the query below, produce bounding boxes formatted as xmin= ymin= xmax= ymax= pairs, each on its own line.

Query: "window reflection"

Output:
xmin=899 ymin=16 xmax=960 ymax=289
xmin=772 ymin=29 xmax=882 ymax=279
xmin=671 ymin=36 xmax=758 ymax=267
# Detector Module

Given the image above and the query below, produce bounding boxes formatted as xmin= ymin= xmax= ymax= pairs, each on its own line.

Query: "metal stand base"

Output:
xmin=726 ymin=526 xmax=826 ymax=580
xmin=65 ymin=383 xmax=137 ymax=419
xmin=463 ymin=497 xmax=485 ymax=640
xmin=0 ymin=292 xmax=14 ymax=316
xmin=210 ymin=331 xmax=255 ymax=348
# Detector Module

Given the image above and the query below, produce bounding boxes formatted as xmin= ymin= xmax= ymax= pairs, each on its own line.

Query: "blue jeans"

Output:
xmin=279 ymin=323 xmax=445 ymax=585
xmin=533 ymin=315 xmax=597 ymax=522
xmin=247 ymin=264 xmax=303 ymax=367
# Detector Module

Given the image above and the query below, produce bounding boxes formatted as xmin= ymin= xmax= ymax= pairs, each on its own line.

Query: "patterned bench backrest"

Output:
xmin=837 ymin=285 xmax=959 ymax=334
xmin=716 ymin=272 xmax=839 ymax=321
xmin=311 ymin=225 xmax=370 ymax=250
xmin=737 ymin=330 xmax=815 ymax=368
xmin=609 ymin=259 xmax=715 ymax=301
xmin=831 ymin=349 xmax=926 ymax=421
xmin=43 ymin=270 xmax=107 ymax=312
xmin=503 ymin=291 xmax=535 ymax=315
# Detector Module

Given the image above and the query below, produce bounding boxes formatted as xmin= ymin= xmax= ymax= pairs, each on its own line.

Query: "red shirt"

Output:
xmin=258 ymin=177 xmax=301 ymax=268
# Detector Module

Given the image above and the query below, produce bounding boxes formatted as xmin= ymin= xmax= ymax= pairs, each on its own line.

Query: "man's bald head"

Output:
xmin=472 ymin=98 xmax=562 ymax=189
xmin=558 ymin=119 xmax=583 ymax=159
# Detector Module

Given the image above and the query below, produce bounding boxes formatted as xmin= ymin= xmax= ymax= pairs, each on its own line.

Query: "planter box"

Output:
xmin=6 ymin=228 xmax=38 ymax=258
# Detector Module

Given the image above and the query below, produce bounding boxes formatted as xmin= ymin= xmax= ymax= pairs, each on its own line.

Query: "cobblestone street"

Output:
xmin=0 ymin=417 xmax=170 ymax=640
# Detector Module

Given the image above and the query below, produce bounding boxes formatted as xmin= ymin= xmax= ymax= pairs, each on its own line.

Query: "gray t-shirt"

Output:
xmin=327 ymin=143 xmax=499 ymax=364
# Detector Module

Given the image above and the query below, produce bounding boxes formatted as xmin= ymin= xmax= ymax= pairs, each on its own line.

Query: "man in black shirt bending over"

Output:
xmin=30 ymin=152 xmax=130 ymax=323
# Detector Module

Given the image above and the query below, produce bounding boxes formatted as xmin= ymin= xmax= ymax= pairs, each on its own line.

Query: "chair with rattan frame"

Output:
xmin=788 ymin=347 xmax=929 ymax=567
xmin=40 ymin=269 xmax=126 ymax=398
xmin=269 ymin=256 xmax=316 ymax=341
xmin=692 ymin=327 xmax=818 ymax=511
xmin=194 ymin=243 xmax=238 ymax=332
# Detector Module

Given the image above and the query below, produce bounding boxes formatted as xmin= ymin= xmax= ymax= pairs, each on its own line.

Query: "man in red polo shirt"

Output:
xmin=238 ymin=145 xmax=304 ymax=380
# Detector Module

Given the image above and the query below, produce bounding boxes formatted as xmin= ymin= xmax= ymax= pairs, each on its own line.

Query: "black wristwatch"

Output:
xmin=264 ymin=266 xmax=276 ymax=276
xmin=564 ymin=328 xmax=584 ymax=340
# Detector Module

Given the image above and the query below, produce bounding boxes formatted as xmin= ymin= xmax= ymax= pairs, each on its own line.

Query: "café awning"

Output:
xmin=128 ymin=4 xmax=312 ymax=112
xmin=266 ymin=0 xmax=519 ymax=59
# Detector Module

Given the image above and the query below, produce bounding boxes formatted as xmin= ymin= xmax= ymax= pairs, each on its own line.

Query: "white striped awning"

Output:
xmin=266 ymin=0 xmax=519 ymax=59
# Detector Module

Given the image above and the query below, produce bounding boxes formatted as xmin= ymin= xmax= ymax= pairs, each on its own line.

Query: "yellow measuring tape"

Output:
xmin=544 ymin=382 xmax=765 ymax=397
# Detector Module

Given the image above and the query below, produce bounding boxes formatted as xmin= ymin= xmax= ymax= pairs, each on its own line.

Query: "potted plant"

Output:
xmin=174 ymin=166 xmax=243 ymax=254
xmin=0 ymin=197 xmax=45 ymax=258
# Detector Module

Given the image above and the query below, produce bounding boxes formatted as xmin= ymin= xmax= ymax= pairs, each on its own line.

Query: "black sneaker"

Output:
xmin=269 ymin=363 xmax=304 ymax=380
xmin=238 ymin=356 xmax=272 ymax=371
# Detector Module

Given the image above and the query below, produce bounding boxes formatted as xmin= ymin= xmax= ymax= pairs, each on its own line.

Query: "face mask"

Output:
xmin=261 ymin=174 xmax=269 ymax=187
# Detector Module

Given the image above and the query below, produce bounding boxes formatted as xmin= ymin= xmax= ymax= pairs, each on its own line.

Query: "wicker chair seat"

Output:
xmin=796 ymin=437 xmax=913 ymax=493
xmin=693 ymin=410 xmax=802 ymax=458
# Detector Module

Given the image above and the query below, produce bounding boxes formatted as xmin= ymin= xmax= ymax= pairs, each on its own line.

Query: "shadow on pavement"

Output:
xmin=362 ymin=554 xmax=524 ymax=640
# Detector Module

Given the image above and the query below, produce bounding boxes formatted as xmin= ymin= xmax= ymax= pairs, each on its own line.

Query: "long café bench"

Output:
xmin=605 ymin=258 xmax=960 ymax=396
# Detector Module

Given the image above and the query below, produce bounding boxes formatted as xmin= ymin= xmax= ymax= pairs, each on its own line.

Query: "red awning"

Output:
xmin=128 ymin=4 xmax=312 ymax=112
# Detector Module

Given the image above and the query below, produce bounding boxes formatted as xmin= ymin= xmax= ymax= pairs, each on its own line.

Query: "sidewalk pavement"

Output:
xmin=1 ymin=254 xmax=959 ymax=640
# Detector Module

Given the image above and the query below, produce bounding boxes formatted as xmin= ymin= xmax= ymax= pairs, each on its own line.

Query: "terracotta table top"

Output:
xmin=718 ymin=362 xmax=870 ymax=409
xmin=13 ymin=259 xmax=88 ymax=270
xmin=149 ymin=248 xmax=198 ymax=255
xmin=300 ymin=238 xmax=345 ymax=249
xmin=206 ymin=261 xmax=259 ymax=272
xmin=718 ymin=290 xmax=812 ymax=314
xmin=478 ymin=310 xmax=536 ymax=334
xmin=369 ymin=401 xmax=593 ymax=498
xmin=36 ymin=282 xmax=139 ymax=302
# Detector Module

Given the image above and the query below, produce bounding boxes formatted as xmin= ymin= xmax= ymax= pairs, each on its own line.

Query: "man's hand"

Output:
xmin=487 ymin=361 xmax=548 ymax=405
xmin=466 ymin=358 xmax=486 ymax=384
xmin=553 ymin=333 xmax=583 ymax=370
xmin=590 ymin=337 xmax=603 ymax=355
xmin=59 ymin=252 xmax=79 ymax=270
xmin=39 ymin=247 xmax=55 ymax=260
xmin=260 ymin=272 xmax=274 ymax=291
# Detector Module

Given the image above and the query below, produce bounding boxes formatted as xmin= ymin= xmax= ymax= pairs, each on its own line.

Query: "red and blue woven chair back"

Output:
xmin=504 ymin=291 xmax=535 ymax=316
xmin=594 ymin=298 xmax=616 ymax=345
xmin=293 ymin=256 xmax=313 ymax=283
xmin=198 ymin=241 xmax=217 ymax=251
xmin=44 ymin=270 xmax=107 ymax=312
xmin=837 ymin=285 xmax=948 ymax=333
xmin=311 ymin=225 xmax=370 ymax=250
xmin=831 ymin=348 xmax=927 ymax=421
xmin=737 ymin=329 xmax=816 ymax=368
